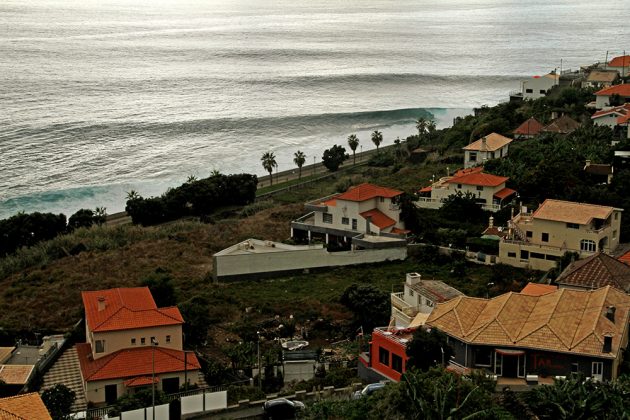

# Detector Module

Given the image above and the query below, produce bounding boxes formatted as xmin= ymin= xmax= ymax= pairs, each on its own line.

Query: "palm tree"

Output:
xmin=293 ymin=150 xmax=306 ymax=179
xmin=416 ymin=117 xmax=427 ymax=136
xmin=261 ymin=152 xmax=277 ymax=185
xmin=186 ymin=175 xmax=198 ymax=183
xmin=347 ymin=134 xmax=359 ymax=164
xmin=371 ymin=130 xmax=383 ymax=152
xmin=126 ymin=190 xmax=140 ymax=201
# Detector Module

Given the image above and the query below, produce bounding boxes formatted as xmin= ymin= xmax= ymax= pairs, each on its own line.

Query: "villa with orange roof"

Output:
xmin=595 ymin=84 xmax=630 ymax=109
xmin=416 ymin=167 xmax=517 ymax=212
xmin=499 ymin=199 xmax=623 ymax=271
xmin=512 ymin=117 xmax=544 ymax=140
xmin=426 ymin=286 xmax=630 ymax=382
xmin=0 ymin=393 xmax=51 ymax=419
xmin=76 ymin=287 xmax=201 ymax=405
xmin=462 ymin=133 xmax=512 ymax=168
xmin=592 ymin=104 xmax=630 ymax=141
xmin=291 ymin=183 xmax=408 ymax=249
xmin=606 ymin=55 xmax=630 ymax=76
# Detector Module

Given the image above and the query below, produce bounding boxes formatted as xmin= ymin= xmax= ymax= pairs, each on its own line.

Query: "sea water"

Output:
xmin=1 ymin=0 xmax=629 ymax=218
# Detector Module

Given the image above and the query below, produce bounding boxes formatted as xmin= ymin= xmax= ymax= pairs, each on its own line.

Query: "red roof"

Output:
xmin=419 ymin=186 xmax=432 ymax=193
xmin=609 ymin=55 xmax=630 ymax=67
xmin=619 ymin=250 xmax=630 ymax=266
xmin=453 ymin=166 xmax=484 ymax=177
xmin=595 ymin=84 xmax=630 ymax=97
xmin=513 ymin=117 xmax=544 ymax=136
xmin=360 ymin=209 xmax=397 ymax=229
xmin=124 ymin=376 xmax=159 ymax=387
xmin=76 ymin=343 xmax=200 ymax=382
xmin=391 ymin=227 xmax=411 ymax=235
xmin=592 ymin=104 xmax=630 ymax=119
xmin=336 ymin=183 xmax=402 ymax=202
xmin=520 ymin=282 xmax=557 ymax=296
xmin=493 ymin=187 xmax=516 ymax=200
xmin=447 ymin=172 xmax=508 ymax=187
xmin=82 ymin=287 xmax=184 ymax=333
xmin=619 ymin=114 xmax=630 ymax=125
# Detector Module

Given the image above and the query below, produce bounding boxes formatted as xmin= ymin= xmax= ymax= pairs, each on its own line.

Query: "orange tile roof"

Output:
xmin=419 ymin=186 xmax=432 ymax=193
xmin=619 ymin=250 xmax=630 ymax=266
xmin=335 ymin=183 xmax=402 ymax=202
xmin=520 ymin=282 xmax=557 ymax=296
xmin=360 ymin=209 xmax=396 ymax=230
xmin=82 ymin=287 xmax=183 ymax=332
xmin=595 ymin=84 xmax=630 ymax=97
xmin=76 ymin=343 xmax=200 ymax=382
xmin=426 ymin=286 xmax=630 ymax=358
xmin=0 ymin=365 xmax=34 ymax=385
xmin=453 ymin=166 xmax=484 ymax=177
xmin=0 ymin=393 xmax=51 ymax=420
xmin=447 ymin=172 xmax=508 ymax=187
xmin=532 ymin=199 xmax=618 ymax=225
xmin=463 ymin=133 xmax=512 ymax=152
xmin=390 ymin=227 xmax=411 ymax=235
xmin=493 ymin=187 xmax=516 ymax=200
xmin=591 ymin=104 xmax=630 ymax=119
xmin=556 ymin=252 xmax=630 ymax=292
xmin=0 ymin=348 xmax=13 ymax=364
xmin=513 ymin=117 xmax=544 ymax=136
xmin=609 ymin=55 xmax=630 ymax=67
xmin=123 ymin=376 xmax=159 ymax=387
xmin=542 ymin=115 xmax=581 ymax=134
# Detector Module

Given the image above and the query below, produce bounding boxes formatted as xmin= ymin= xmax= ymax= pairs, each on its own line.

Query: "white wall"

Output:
xmin=593 ymin=113 xmax=621 ymax=128
xmin=522 ymin=77 xmax=556 ymax=99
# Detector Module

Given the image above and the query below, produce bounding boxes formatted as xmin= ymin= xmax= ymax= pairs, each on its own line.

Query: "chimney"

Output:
xmin=406 ymin=273 xmax=422 ymax=286
xmin=481 ymin=136 xmax=487 ymax=151
xmin=489 ymin=216 xmax=494 ymax=228
xmin=606 ymin=306 xmax=616 ymax=323
xmin=97 ymin=296 xmax=106 ymax=312
xmin=603 ymin=335 xmax=613 ymax=353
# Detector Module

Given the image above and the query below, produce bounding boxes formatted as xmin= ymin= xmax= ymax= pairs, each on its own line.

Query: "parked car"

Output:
xmin=263 ymin=398 xmax=305 ymax=420
xmin=353 ymin=382 xmax=387 ymax=399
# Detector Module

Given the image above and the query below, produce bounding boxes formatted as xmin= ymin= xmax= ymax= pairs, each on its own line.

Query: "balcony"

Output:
xmin=391 ymin=292 xmax=418 ymax=317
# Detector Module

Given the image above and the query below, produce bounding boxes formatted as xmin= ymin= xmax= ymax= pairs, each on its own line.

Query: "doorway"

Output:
xmin=105 ymin=384 xmax=117 ymax=404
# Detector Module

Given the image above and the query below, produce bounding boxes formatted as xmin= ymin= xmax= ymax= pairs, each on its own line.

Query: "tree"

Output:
xmin=42 ymin=384 xmax=76 ymax=420
xmin=179 ymin=296 xmax=212 ymax=346
xmin=126 ymin=190 xmax=140 ymax=201
xmin=340 ymin=284 xmax=389 ymax=332
xmin=371 ymin=130 xmax=383 ymax=152
xmin=94 ymin=207 xmax=107 ymax=225
xmin=406 ymin=327 xmax=453 ymax=371
xmin=67 ymin=209 xmax=96 ymax=231
xmin=140 ymin=269 xmax=177 ymax=307
xmin=347 ymin=134 xmax=360 ymax=164
xmin=439 ymin=191 xmax=487 ymax=225
xmin=261 ymin=152 xmax=278 ymax=185
xmin=322 ymin=145 xmax=349 ymax=172
xmin=293 ymin=150 xmax=306 ymax=179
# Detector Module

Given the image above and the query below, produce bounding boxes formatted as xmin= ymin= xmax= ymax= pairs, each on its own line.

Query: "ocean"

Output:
xmin=1 ymin=0 xmax=629 ymax=219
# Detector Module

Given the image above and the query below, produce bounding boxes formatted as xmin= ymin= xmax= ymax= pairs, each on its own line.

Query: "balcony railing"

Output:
xmin=391 ymin=293 xmax=418 ymax=317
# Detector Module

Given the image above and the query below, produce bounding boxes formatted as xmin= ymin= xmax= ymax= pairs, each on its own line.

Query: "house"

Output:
xmin=416 ymin=167 xmax=517 ymax=212
xmin=76 ymin=287 xmax=201 ymax=406
xmin=426 ymin=286 xmax=630 ymax=382
xmin=591 ymin=104 xmax=630 ymax=142
xmin=519 ymin=73 xmax=559 ymax=100
xmin=390 ymin=273 xmax=464 ymax=327
xmin=291 ymin=183 xmax=408 ymax=249
xmin=606 ymin=55 xmax=630 ymax=77
xmin=520 ymin=282 xmax=557 ymax=296
xmin=0 ymin=392 xmax=52 ymax=419
xmin=541 ymin=115 xmax=581 ymax=135
xmin=499 ymin=199 xmax=623 ymax=271
xmin=462 ymin=133 xmax=512 ymax=168
xmin=584 ymin=160 xmax=613 ymax=184
xmin=582 ymin=70 xmax=620 ymax=89
xmin=555 ymin=252 xmax=630 ymax=293
xmin=512 ymin=117 xmax=544 ymax=140
xmin=481 ymin=216 xmax=509 ymax=240
xmin=595 ymin=84 xmax=630 ymax=109
xmin=358 ymin=326 xmax=413 ymax=383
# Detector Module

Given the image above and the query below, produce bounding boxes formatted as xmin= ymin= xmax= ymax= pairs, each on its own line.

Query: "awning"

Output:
xmin=493 ymin=187 xmax=516 ymax=200
xmin=496 ymin=349 xmax=525 ymax=356
xmin=124 ymin=376 xmax=160 ymax=387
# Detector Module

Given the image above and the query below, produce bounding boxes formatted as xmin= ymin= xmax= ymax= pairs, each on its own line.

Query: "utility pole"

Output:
xmin=151 ymin=337 xmax=159 ymax=420
xmin=257 ymin=331 xmax=262 ymax=389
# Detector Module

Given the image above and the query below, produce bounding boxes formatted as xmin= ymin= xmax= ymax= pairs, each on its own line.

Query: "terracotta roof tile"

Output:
xmin=76 ymin=343 xmax=200 ymax=382
xmin=0 ymin=365 xmax=34 ymax=385
xmin=513 ymin=117 xmax=544 ymax=136
xmin=542 ymin=115 xmax=581 ymax=134
xmin=335 ymin=183 xmax=402 ymax=202
xmin=591 ymin=104 xmax=630 ymax=119
xmin=608 ymin=55 xmax=630 ymax=67
xmin=446 ymin=172 xmax=508 ymax=187
xmin=532 ymin=199 xmax=617 ymax=225
xmin=82 ymin=287 xmax=184 ymax=332
xmin=587 ymin=70 xmax=619 ymax=83
xmin=426 ymin=287 xmax=630 ymax=358
xmin=493 ymin=187 xmax=516 ymax=200
xmin=0 ymin=393 xmax=51 ymax=420
xmin=619 ymin=250 xmax=630 ymax=265
xmin=408 ymin=280 xmax=464 ymax=304
xmin=359 ymin=209 xmax=396 ymax=230
xmin=520 ymin=283 xmax=557 ymax=296
xmin=463 ymin=133 xmax=512 ymax=152
xmin=556 ymin=252 xmax=630 ymax=292
xmin=123 ymin=376 xmax=159 ymax=387
xmin=595 ymin=83 xmax=630 ymax=97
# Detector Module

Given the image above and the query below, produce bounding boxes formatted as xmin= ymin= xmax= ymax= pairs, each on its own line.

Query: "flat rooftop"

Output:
xmin=214 ymin=238 xmax=323 ymax=256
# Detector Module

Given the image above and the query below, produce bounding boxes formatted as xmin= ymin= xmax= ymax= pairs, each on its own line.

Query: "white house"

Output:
xmin=606 ymin=55 xmax=630 ymax=77
xmin=520 ymin=73 xmax=559 ymax=100
xmin=462 ymin=133 xmax=512 ymax=168
xmin=595 ymin=84 xmax=630 ymax=109
xmin=592 ymin=104 xmax=630 ymax=140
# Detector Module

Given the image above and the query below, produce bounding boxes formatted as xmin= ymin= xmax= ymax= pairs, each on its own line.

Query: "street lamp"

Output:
xmin=486 ymin=282 xmax=495 ymax=299
xmin=151 ymin=337 xmax=159 ymax=420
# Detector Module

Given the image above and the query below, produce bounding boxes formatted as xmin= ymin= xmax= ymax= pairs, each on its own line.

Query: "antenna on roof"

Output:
xmin=605 ymin=50 xmax=609 ymax=70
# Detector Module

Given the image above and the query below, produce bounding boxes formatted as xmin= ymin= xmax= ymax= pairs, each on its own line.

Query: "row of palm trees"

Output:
xmin=260 ymin=129 xmax=388 ymax=185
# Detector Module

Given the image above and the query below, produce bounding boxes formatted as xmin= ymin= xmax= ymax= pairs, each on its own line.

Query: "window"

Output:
xmin=141 ymin=337 xmax=146 ymax=345
xmin=613 ymin=230 xmax=617 ymax=239
xmin=392 ymin=354 xmax=403 ymax=373
xmin=615 ymin=212 xmax=619 ymax=220
xmin=580 ymin=239 xmax=596 ymax=252
xmin=507 ymin=252 xmax=517 ymax=258
xmin=469 ymin=152 xmax=477 ymax=162
xmin=380 ymin=197 xmax=385 ymax=203
xmin=341 ymin=217 xmax=349 ymax=225
xmin=474 ymin=348 xmax=492 ymax=367
xmin=379 ymin=347 xmax=390 ymax=366
xmin=166 ymin=335 xmax=171 ymax=343
xmin=476 ymin=186 xmax=483 ymax=191
xmin=95 ymin=340 xmax=105 ymax=353
xmin=539 ymin=89 xmax=546 ymax=94
xmin=541 ymin=232 xmax=549 ymax=242
xmin=545 ymin=254 xmax=560 ymax=261
xmin=150 ymin=336 xmax=156 ymax=345
xmin=457 ymin=184 xmax=462 ymax=189
xmin=520 ymin=250 xmax=529 ymax=260
xmin=571 ymin=363 xmax=579 ymax=374
xmin=352 ymin=219 xmax=357 ymax=230
xmin=409 ymin=289 xmax=414 ymax=297
xmin=531 ymin=252 xmax=545 ymax=259
xmin=425 ymin=298 xmax=434 ymax=307
xmin=323 ymin=213 xmax=333 ymax=224
xmin=131 ymin=338 xmax=136 ymax=345
xmin=526 ymin=231 xmax=532 ymax=238
xmin=525 ymin=88 xmax=533 ymax=93
xmin=566 ymin=223 xmax=579 ymax=229
xmin=489 ymin=152 xmax=495 ymax=159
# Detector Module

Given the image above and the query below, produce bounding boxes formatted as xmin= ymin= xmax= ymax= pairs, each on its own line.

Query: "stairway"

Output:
xmin=40 ymin=346 xmax=87 ymax=412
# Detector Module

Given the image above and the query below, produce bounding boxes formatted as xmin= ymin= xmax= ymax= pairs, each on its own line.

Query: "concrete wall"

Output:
xmin=283 ymin=360 xmax=317 ymax=383
xmin=593 ymin=113 xmax=622 ymax=128
xmin=431 ymin=182 xmax=505 ymax=206
xmin=214 ymin=247 xmax=406 ymax=280
xmin=91 ymin=325 xmax=183 ymax=358
xmin=522 ymin=76 xmax=556 ymax=99
xmin=464 ymin=145 xmax=509 ymax=168
xmin=181 ymin=390 xmax=228 ymax=415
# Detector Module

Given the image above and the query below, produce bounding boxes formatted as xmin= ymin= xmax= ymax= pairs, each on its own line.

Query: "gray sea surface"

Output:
xmin=1 ymin=0 xmax=629 ymax=217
